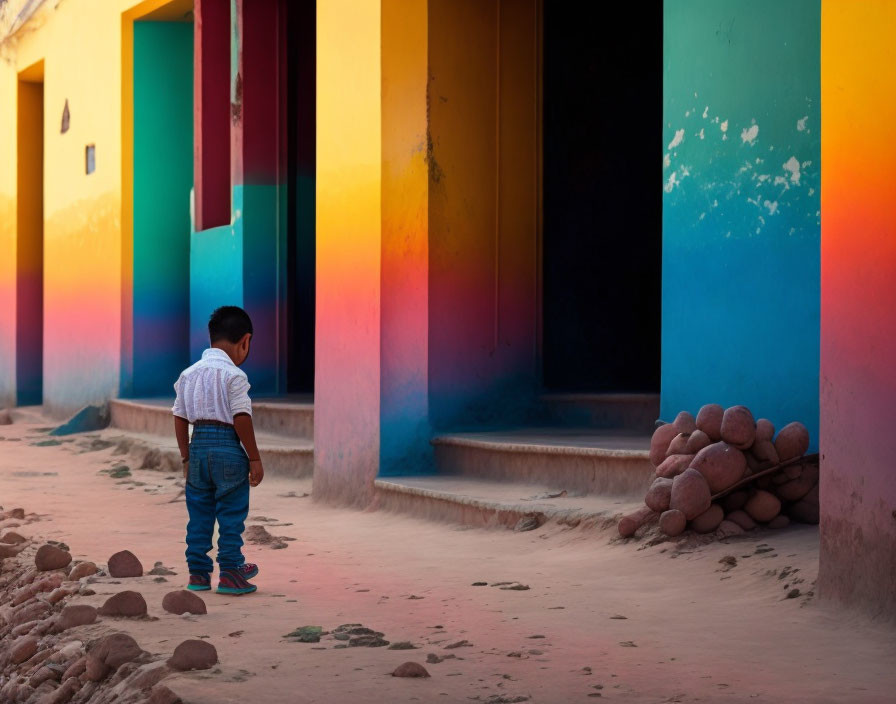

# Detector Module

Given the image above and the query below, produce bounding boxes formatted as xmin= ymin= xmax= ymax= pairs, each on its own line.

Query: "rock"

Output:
xmin=768 ymin=515 xmax=790 ymax=529
xmin=0 ymin=409 xmax=11 ymax=425
xmin=720 ymin=405 xmax=756 ymax=450
xmin=388 ymin=641 xmax=418 ymax=650
xmin=148 ymin=562 xmax=177 ymax=576
xmin=28 ymin=665 xmax=58 ymax=689
xmin=48 ymin=586 xmax=77 ymax=604
xmin=726 ymin=509 xmax=757 ymax=531
xmin=392 ymin=662 xmax=430 ymax=678
xmin=97 ymin=591 xmax=147 ymax=617
xmin=162 ymin=590 xmax=207 ymax=616
xmin=107 ymin=550 xmax=143 ymax=578
xmin=690 ymin=442 xmax=747 ymax=494
xmin=68 ymin=562 xmax=97 ymax=581
xmin=774 ymin=475 xmax=816 ymax=502
xmin=673 ymin=411 xmax=697 ymax=435
xmin=659 ymin=509 xmax=687 ymax=537
xmin=690 ymin=504 xmax=724 ymax=533
xmin=0 ymin=542 xmax=24 ymax=558
xmin=670 ymin=468 xmax=712 ymax=520
xmin=695 ymin=403 xmax=724 ymax=441
xmin=35 ymin=544 xmax=72 ymax=572
xmin=148 ymin=684 xmax=183 ymax=704
xmin=11 ymin=636 xmax=39 ymax=664
xmin=350 ymin=635 xmax=389 ymax=647
xmin=655 ymin=453 xmax=695 ymax=479
xmin=685 ymin=430 xmax=712 ymax=455
xmin=86 ymin=633 xmax=143 ymax=681
xmin=716 ymin=520 xmax=746 ymax=538
xmin=785 ymin=463 xmax=803 ymax=480
xmin=774 ymin=422 xmax=810 ymax=462
xmin=617 ymin=506 xmax=657 ymax=538
xmin=744 ymin=490 xmax=781 ymax=523
xmin=722 ymin=491 xmax=748 ymax=513
xmin=665 ymin=433 xmax=691 ymax=457
xmin=514 ymin=514 xmax=543 ymax=532
xmin=755 ymin=418 xmax=775 ymax=441
xmin=751 ymin=439 xmax=779 ymax=466
xmin=61 ymin=656 xmax=87 ymax=681
xmin=284 ymin=625 xmax=323 ymax=642
xmin=55 ymin=605 xmax=97 ymax=632
xmin=167 ymin=640 xmax=218 ymax=671
xmin=788 ymin=484 xmax=819 ymax=524
xmin=1 ymin=531 xmax=27 ymax=544
xmin=644 ymin=477 xmax=673 ymax=513
xmin=43 ymin=677 xmax=80 ymax=704
xmin=649 ymin=423 xmax=679 ymax=467
xmin=85 ymin=656 xmax=110 ymax=682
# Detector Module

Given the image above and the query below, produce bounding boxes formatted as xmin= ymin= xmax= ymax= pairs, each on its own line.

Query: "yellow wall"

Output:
xmin=0 ymin=0 xmax=181 ymax=413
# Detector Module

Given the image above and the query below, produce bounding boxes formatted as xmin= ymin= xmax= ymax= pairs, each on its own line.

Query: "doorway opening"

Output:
xmin=16 ymin=61 xmax=44 ymax=407
xmin=283 ymin=0 xmax=316 ymax=395
xmin=129 ymin=3 xmax=194 ymax=397
xmin=541 ymin=1 xmax=662 ymax=394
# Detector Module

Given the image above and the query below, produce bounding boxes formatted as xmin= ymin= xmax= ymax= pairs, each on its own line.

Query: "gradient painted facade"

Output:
xmin=818 ymin=0 xmax=896 ymax=621
xmin=663 ymin=0 xmax=821 ymax=448
xmin=0 ymin=0 xmax=893 ymax=619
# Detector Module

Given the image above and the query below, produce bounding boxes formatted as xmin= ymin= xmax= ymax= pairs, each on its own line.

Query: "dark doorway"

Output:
xmin=284 ymin=0 xmax=316 ymax=394
xmin=16 ymin=64 xmax=44 ymax=406
xmin=541 ymin=2 xmax=662 ymax=392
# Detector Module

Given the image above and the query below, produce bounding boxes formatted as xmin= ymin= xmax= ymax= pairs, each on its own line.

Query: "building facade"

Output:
xmin=0 ymin=0 xmax=893 ymax=618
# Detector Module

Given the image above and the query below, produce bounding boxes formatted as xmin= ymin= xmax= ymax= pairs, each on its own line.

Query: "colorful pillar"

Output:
xmin=314 ymin=0 xmax=541 ymax=503
xmin=819 ymin=0 xmax=896 ymax=619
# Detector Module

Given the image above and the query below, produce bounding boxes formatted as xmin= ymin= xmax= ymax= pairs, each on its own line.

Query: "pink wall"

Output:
xmin=818 ymin=0 xmax=896 ymax=620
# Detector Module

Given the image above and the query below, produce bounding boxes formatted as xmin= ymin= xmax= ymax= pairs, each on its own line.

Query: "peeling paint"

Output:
xmin=797 ymin=115 xmax=808 ymax=131
xmin=741 ymin=123 xmax=759 ymax=144
xmin=783 ymin=156 xmax=801 ymax=185
xmin=667 ymin=128 xmax=685 ymax=150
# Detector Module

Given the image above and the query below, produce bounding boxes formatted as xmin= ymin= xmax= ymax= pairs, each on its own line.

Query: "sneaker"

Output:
xmin=187 ymin=573 xmax=211 ymax=591
xmin=217 ymin=568 xmax=258 ymax=595
xmin=236 ymin=563 xmax=259 ymax=580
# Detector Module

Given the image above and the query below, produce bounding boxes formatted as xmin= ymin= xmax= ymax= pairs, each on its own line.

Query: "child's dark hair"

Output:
xmin=208 ymin=306 xmax=253 ymax=344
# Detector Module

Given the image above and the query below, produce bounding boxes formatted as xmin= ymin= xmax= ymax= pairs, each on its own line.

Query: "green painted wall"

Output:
xmin=132 ymin=21 xmax=193 ymax=397
xmin=663 ymin=0 xmax=820 ymax=445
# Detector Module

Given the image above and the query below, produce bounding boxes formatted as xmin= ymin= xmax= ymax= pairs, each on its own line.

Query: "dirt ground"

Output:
xmin=1 ymin=416 xmax=894 ymax=704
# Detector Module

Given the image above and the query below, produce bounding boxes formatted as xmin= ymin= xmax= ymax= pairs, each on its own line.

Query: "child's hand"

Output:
xmin=249 ymin=459 xmax=264 ymax=487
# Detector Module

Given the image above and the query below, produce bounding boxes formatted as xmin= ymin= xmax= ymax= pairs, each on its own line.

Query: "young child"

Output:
xmin=172 ymin=306 xmax=265 ymax=595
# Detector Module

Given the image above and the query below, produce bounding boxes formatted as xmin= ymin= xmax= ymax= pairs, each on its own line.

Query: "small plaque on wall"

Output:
xmin=85 ymin=144 xmax=95 ymax=174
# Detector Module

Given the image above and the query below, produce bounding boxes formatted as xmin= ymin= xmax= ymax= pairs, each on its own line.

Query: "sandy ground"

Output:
xmin=1 ymin=417 xmax=895 ymax=704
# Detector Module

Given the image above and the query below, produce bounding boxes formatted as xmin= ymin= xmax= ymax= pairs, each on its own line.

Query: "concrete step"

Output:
xmin=540 ymin=393 xmax=660 ymax=433
xmin=100 ymin=428 xmax=314 ymax=480
xmin=432 ymin=429 xmax=654 ymax=497
xmin=110 ymin=398 xmax=313 ymax=441
xmin=372 ymin=475 xmax=641 ymax=531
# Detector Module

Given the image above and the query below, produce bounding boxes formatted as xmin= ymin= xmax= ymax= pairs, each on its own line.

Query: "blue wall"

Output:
xmin=662 ymin=0 xmax=820 ymax=447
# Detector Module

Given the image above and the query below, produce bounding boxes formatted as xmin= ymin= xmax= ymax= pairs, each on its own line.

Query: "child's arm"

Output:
xmin=174 ymin=416 xmax=190 ymax=478
xmin=234 ymin=413 xmax=264 ymax=487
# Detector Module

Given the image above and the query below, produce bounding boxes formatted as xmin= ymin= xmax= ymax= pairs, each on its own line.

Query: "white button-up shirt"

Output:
xmin=172 ymin=348 xmax=252 ymax=423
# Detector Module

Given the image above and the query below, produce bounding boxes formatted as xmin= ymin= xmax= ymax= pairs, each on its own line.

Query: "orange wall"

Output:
xmin=818 ymin=0 xmax=896 ymax=620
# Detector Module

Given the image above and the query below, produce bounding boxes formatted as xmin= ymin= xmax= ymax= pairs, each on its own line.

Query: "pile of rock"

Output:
xmin=619 ymin=404 xmax=819 ymax=539
xmin=0 ymin=520 xmax=216 ymax=703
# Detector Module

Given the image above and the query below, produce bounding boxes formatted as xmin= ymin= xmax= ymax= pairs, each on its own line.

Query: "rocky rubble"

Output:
xmin=620 ymin=406 xmax=819 ymax=540
xmin=0 ymin=506 xmax=215 ymax=703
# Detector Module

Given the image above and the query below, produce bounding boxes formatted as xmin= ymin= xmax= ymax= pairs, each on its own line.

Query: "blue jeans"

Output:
xmin=185 ymin=425 xmax=250 ymax=573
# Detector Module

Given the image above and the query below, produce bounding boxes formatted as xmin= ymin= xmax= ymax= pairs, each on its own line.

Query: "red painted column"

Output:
xmin=193 ymin=0 xmax=231 ymax=231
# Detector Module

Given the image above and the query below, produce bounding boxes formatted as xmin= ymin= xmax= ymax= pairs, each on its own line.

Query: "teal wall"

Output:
xmin=132 ymin=22 xmax=193 ymax=397
xmin=662 ymin=0 xmax=820 ymax=447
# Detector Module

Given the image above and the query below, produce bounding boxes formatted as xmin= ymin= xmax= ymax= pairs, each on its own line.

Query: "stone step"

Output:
xmin=109 ymin=397 xmax=313 ymax=441
xmin=540 ymin=392 xmax=660 ymax=433
xmin=432 ymin=429 xmax=654 ymax=497
xmin=101 ymin=429 xmax=314 ymax=480
xmin=372 ymin=475 xmax=641 ymax=531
